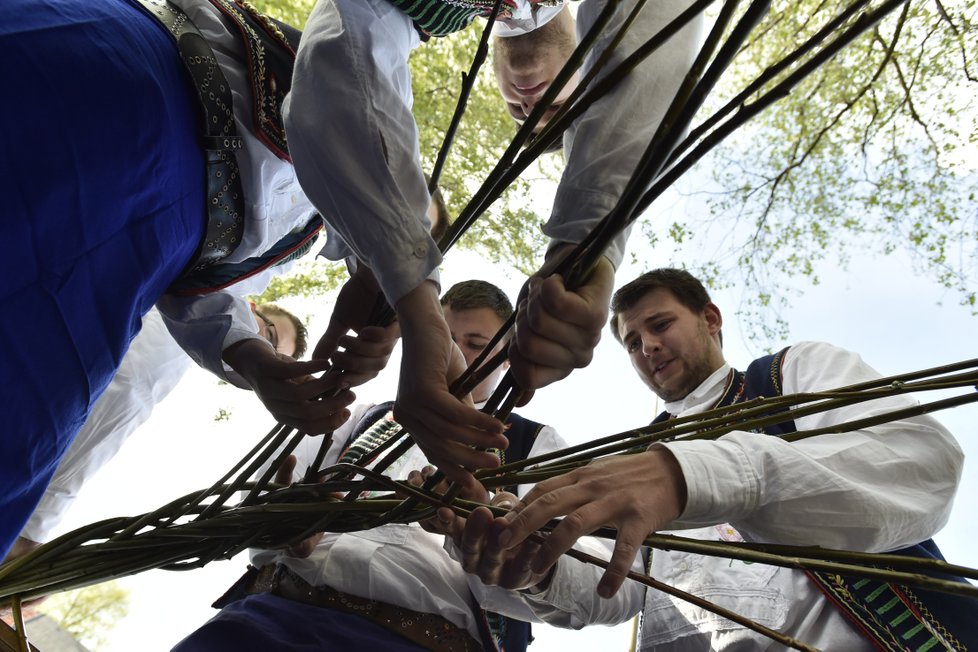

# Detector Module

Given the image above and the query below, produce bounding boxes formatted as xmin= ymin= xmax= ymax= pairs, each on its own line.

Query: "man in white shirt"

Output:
xmin=285 ymin=0 xmax=704 ymax=487
xmin=455 ymin=268 xmax=972 ymax=650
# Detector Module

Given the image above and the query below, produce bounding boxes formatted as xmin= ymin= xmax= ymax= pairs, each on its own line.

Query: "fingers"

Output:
xmin=261 ymin=388 xmax=355 ymax=434
xmin=274 ymin=454 xmax=298 ymax=486
xmin=490 ymin=491 xmax=519 ymax=511
xmin=597 ymin=521 xmax=647 ymax=598
xmin=331 ymin=324 xmax=399 ymax=386
xmin=460 ymin=506 xmax=495 ymax=575
xmin=509 ymin=264 xmax=613 ymax=390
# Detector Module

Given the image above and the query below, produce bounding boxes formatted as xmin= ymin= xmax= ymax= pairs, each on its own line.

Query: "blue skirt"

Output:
xmin=0 ymin=0 xmax=205 ymax=555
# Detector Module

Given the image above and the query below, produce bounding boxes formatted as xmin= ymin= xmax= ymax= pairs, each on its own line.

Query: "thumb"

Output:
xmin=313 ymin=312 xmax=349 ymax=360
xmin=275 ymin=454 xmax=298 ymax=485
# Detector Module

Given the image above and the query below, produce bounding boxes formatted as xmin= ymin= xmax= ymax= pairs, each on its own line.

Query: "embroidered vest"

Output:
xmin=652 ymin=348 xmax=976 ymax=651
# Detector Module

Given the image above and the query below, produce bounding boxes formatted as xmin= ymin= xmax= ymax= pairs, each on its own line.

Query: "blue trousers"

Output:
xmin=172 ymin=593 xmax=430 ymax=651
xmin=0 ymin=0 xmax=205 ymax=556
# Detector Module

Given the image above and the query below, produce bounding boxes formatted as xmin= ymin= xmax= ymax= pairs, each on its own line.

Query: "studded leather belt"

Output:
xmin=230 ymin=564 xmax=485 ymax=652
xmin=132 ymin=0 xmax=246 ymax=273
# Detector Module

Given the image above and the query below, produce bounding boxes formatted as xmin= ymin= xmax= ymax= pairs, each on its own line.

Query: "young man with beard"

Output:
xmin=454 ymin=268 xmax=974 ymax=650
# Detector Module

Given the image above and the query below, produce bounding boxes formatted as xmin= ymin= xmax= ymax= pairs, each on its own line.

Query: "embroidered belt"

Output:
xmin=133 ymin=0 xmax=246 ymax=273
xmin=221 ymin=564 xmax=484 ymax=652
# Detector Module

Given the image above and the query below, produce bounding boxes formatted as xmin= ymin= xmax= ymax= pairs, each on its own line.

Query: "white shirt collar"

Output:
xmin=662 ymin=363 xmax=732 ymax=417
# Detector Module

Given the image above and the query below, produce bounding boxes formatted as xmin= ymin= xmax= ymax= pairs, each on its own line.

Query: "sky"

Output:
xmin=36 ymin=221 xmax=977 ymax=651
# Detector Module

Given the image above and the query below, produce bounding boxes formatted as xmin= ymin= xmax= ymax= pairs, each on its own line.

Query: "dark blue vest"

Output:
xmin=654 ymin=348 xmax=976 ymax=650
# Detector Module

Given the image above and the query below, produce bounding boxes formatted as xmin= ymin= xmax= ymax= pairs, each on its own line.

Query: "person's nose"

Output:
xmin=520 ymin=97 xmax=535 ymax=117
xmin=642 ymin=334 xmax=661 ymax=358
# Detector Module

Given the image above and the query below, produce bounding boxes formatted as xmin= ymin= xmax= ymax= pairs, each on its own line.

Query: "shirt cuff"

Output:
xmin=662 ymin=437 xmax=761 ymax=527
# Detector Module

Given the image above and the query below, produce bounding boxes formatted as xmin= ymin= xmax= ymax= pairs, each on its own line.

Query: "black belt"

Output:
xmin=133 ymin=0 xmax=246 ymax=272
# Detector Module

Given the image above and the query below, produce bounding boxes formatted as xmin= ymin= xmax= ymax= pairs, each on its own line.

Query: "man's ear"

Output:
xmin=704 ymin=302 xmax=722 ymax=335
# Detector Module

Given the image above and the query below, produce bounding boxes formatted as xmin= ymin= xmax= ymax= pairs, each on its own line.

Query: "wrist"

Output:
xmin=222 ymin=337 xmax=275 ymax=379
xmin=395 ymin=281 xmax=443 ymax=332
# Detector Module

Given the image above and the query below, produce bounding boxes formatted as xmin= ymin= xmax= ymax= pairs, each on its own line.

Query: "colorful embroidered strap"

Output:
xmin=807 ymin=571 xmax=958 ymax=651
xmin=205 ymin=0 xmax=299 ymax=160
xmin=384 ymin=0 xmax=519 ymax=37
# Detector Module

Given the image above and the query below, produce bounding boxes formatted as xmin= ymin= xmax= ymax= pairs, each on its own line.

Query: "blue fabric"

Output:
xmin=172 ymin=593 xmax=429 ymax=651
xmin=0 ymin=0 xmax=204 ymax=556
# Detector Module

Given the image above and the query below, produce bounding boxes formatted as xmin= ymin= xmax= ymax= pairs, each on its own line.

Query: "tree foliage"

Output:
xmin=650 ymin=0 xmax=977 ymax=339
xmin=39 ymin=581 xmax=129 ymax=650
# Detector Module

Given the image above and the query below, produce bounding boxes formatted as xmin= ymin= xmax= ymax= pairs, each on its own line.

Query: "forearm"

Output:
xmin=157 ymin=291 xmax=262 ymax=388
xmin=547 ymin=0 xmax=704 ymax=265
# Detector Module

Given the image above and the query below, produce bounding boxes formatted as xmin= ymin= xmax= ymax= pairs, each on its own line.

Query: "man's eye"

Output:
xmin=626 ymin=340 xmax=640 ymax=352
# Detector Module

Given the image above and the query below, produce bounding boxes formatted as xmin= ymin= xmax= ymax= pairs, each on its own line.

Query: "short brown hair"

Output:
xmin=440 ymin=280 xmax=514 ymax=322
xmin=609 ymin=268 xmax=713 ymax=344
xmin=257 ymin=303 xmax=308 ymax=359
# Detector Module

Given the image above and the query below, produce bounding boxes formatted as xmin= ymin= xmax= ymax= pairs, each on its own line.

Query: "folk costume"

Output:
xmin=285 ymin=0 xmax=705 ymax=307
xmin=506 ymin=341 xmax=965 ymax=650
xmin=173 ymin=403 xmax=638 ymax=651
xmin=0 ymin=0 xmax=318 ymax=556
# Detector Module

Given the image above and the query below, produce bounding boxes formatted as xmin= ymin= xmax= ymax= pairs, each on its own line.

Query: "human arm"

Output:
xmin=493 ymin=342 xmax=964 ymax=596
xmin=284 ymin=0 xmax=438 ymax=308
xmin=665 ymin=341 xmax=964 ymax=550
xmin=506 ymin=0 xmax=703 ymax=395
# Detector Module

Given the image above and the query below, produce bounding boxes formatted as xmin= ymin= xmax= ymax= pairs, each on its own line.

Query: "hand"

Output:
xmin=457 ymin=496 xmax=558 ymax=592
xmin=393 ymin=282 xmax=508 ymax=490
xmin=223 ymin=338 xmax=354 ymax=433
xmin=274 ymin=454 xmax=326 ymax=558
xmin=2 ymin=536 xmax=40 ymax=564
xmin=329 ymin=323 xmax=400 ymax=387
xmin=405 ymin=468 xmax=547 ymax=591
xmin=495 ymin=448 xmax=687 ymax=598
xmin=406 ymin=465 xmax=490 ymax=539
xmin=509 ymin=248 xmax=614 ymax=404
xmin=315 ymin=267 xmax=391 ymax=359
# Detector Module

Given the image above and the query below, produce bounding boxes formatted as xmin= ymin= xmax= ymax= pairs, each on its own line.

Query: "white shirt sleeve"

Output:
xmin=547 ymin=0 xmax=704 ymax=268
xmin=285 ymin=0 xmax=441 ymax=306
xmin=665 ymin=341 xmax=964 ymax=552
xmin=19 ymin=310 xmax=191 ymax=542
xmin=457 ymin=424 xmax=646 ymax=627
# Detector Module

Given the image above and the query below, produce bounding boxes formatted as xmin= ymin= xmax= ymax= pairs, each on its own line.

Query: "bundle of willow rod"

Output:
xmin=3 ymin=359 xmax=976 ymax=649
